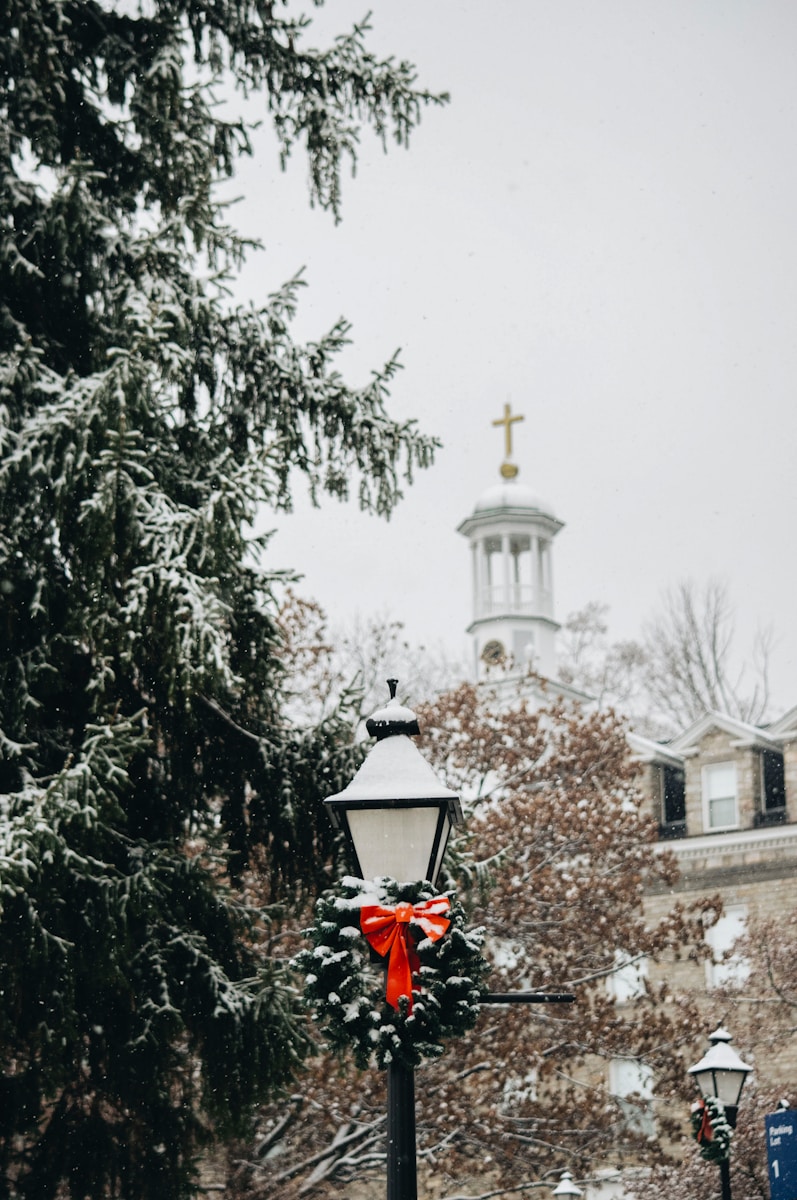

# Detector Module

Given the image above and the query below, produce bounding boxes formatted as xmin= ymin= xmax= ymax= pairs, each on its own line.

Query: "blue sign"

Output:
xmin=767 ymin=1112 xmax=797 ymax=1200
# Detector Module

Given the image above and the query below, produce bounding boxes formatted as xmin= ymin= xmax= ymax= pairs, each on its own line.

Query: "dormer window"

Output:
xmin=659 ymin=765 xmax=686 ymax=838
xmin=703 ymin=762 xmax=738 ymax=831
xmin=760 ymin=750 xmax=786 ymax=824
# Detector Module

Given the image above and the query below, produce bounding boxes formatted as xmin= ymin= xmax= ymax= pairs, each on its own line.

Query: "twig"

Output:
xmin=273 ymin=1115 xmax=386 ymax=1183
xmin=255 ymin=1094 xmax=304 ymax=1158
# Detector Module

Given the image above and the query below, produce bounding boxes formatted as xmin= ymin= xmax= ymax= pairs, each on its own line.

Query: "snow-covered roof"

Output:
xmin=473 ymin=480 xmax=556 ymax=518
xmin=768 ymin=705 xmax=797 ymax=740
xmin=457 ymin=478 xmax=563 ymax=536
xmin=668 ymin=710 xmax=780 ymax=755
xmin=626 ymin=731 xmax=684 ymax=768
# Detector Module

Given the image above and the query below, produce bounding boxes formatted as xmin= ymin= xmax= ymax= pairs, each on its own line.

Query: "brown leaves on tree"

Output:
xmin=231 ymin=680 xmax=712 ymax=1198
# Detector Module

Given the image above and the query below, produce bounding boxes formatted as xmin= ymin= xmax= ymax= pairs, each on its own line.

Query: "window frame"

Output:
xmin=704 ymin=904 xmax=749 ymax=990
xmin=761 ymin=750 xmax=786 ymax=817
xmin=702 ymin=760 xmax=739 ymax=832
xmin=608 ymin=951 xmax=649 ymax=1004
xmin=658 ymin=764 xmax=686 ymax=837
xmin=609 ymin=1058 xmax=655 ymax=1136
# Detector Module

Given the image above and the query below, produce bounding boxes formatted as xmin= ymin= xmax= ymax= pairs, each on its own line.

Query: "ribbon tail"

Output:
xmin=699 ymin=1106 xmax=713 ymax=1144
xmin=385 ymin=925 xmax=415 ymax=1012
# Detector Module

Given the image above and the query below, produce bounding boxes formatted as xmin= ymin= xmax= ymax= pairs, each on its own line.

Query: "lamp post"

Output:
xmin=324 ymin=681 xmax=463 ymax=1200
xmin=688 ymin=1027 xmax=752 ymax=1200
xmin=552 ymin=1169 xmax=583 ymax=1196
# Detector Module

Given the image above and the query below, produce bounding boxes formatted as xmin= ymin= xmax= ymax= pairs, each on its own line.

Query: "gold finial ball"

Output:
xmin=500 ymin=461 xmax=519 ymax=479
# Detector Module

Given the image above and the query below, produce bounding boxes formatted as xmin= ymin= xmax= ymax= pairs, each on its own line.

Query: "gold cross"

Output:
xmin=492 ymin=403 xmax=524 ymax=459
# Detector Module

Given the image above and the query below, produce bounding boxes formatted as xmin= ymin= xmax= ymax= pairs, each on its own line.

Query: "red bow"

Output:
xmin=695 ymin=1099 xmax=714 ymax=1144
xmin=360 ymin=897 xmax=451 ymax=1013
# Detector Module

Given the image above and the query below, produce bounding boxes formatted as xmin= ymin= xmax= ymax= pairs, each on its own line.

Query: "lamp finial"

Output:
xmin=366 ymin=683 xmax=419 ymax=740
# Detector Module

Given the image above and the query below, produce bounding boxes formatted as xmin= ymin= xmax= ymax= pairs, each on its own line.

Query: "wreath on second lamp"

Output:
xmin=295 ymin=876 xmax=490 ymax=1071
xmin=691 ymin=1096 xmax=733 ymax=1163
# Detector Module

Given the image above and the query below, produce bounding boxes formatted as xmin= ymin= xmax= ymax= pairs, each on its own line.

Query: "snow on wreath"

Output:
xmin=691 ymin=1096 xmax=733 ymax=1163
xmin=294 ymin=877 xmax=490 ymax=1070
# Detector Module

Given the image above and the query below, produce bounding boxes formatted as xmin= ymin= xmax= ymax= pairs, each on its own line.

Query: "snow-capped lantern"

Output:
xmin=324 ymin=680 xmax=463 ymax=886
xmin=688 ymin=1027 xmax=752 ymax=1126
xmin=552 ymin=1170 xmax=583 ymax=1197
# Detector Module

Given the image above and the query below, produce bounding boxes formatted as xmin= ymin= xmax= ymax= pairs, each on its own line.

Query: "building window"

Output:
xmin=608 ymin=951 xmax=648 ymax=1003
xmin=705 ymin=905 xmax=749 ymax=989
xmin=609 ymin=1059 xmax=655 ymax=1136
xmin=512 ymin=628 xmax=535 ymax=665
xmin=759 ymin=750 xmax=786 ymax=824
xmin=659 ymin=765 xmax=686 ymax=837
xmin=703 ymin=761 xmax=738 ymax=830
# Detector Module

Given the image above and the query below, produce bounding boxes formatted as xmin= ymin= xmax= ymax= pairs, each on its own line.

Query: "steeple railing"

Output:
xmin=477 ymin=583 xmax=552 ymax=618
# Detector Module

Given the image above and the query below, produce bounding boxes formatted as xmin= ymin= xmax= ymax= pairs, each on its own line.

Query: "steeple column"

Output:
xmin=540 ymin=539 xmax=552 ymax=614
xmin=501 ymin=534 xmax=511 ymax=611
xmin=531 ymin=535 xmax=541 ymax=610
xmin=470 ymin=541 xmax=480 ymax=619
xmin=474 ymin=540 xmax=482 ymax=618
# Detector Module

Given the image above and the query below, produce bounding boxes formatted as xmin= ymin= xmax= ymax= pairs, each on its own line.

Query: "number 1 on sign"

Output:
xmin=773 ymin=1160 xmax=780 ymax=1178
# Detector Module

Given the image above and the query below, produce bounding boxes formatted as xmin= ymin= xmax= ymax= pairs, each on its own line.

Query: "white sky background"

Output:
xmin=226 ymin=0 xmax=797 ymax=713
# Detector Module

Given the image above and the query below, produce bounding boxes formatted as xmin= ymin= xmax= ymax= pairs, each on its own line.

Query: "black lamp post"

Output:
xmin=688 ymin=1027 xmax=752 ymax=1200
xmin=324 ymin=681 xmax=463 ymax=1200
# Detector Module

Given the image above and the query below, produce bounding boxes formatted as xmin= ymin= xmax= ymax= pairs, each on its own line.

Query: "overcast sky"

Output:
xmin=227 ymin=0 xmax=797 ymax=715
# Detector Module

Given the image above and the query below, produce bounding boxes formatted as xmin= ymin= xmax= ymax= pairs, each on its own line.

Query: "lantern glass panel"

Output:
xmin=692 ymin=1068 xmax=716 ymax=1101
xmin=346 ymin=805 xmax=441 ymax=882
xmin=715 ymin=1068 xmax=746 ymax=1108
xmin=693 ymin=1066 xmax=747 ymax=1108
xmin=431 ymin=811 xmax=452 ymax=887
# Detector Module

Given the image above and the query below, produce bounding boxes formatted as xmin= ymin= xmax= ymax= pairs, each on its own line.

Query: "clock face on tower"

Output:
xmin=481 ymin=639 xmax=506 ymax=666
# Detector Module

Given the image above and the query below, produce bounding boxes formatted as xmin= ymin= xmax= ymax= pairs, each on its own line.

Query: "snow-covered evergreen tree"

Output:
xmin=0 ymin=3 xmax=442 ymax=1196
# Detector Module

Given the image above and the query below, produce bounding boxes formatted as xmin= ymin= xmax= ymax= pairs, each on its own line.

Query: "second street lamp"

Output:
xmin=688 ymin=1026 xmax=752 ymax=1200
xmin=552 ymin=1169 xmax=583 ymax=1196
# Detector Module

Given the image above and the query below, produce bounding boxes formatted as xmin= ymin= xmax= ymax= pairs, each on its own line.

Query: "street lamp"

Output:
xmin=324 ymin=680 xmax=463 ymax=886
xmin=552 ymin=1169 xmax=583 ymax=1196
xmin=688 ymin=1027 xmax=752 ymax=1200
xmin=324 ymin=681 xmax=464 ymax=1200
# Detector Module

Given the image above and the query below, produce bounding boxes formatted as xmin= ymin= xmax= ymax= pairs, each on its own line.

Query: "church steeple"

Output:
xmin=458 ymin=406 xmax=563 ymax=679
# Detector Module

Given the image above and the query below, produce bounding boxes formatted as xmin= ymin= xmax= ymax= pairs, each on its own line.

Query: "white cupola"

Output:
xmin=457 ymin=404 xmax=564 ymax=680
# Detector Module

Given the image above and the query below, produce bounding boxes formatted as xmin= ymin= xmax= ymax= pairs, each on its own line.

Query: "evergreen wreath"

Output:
xmin=691 ymin=1096 xmax=733 ymax=1163
xmin=295 ymin=876 xmax=490 ymax=1070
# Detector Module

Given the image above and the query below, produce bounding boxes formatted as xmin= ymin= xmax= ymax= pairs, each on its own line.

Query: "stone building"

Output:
xmin=459 ymin=408 xmax=797 ymax=998
xmin=630 ymin=705 xmax=797 ymax=1033
xmin=601 ymin=708 xmax=797 ymax=1198
xmin=458 ymin=414 xmax=797 ymax=1196
xmin=632 ymin=707 xmax=797 ymax=921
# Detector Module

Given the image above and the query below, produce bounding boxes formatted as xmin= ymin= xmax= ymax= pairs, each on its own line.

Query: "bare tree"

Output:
xmin=558 ymin=582 xmax=773 ymax=736
xmin=642 ymin=580 xmax=772 ymax=730
xmin=558 ymin=601 xmax=648 ymax=712
xmin=275 ymin=588 xmax=464 ymax=726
